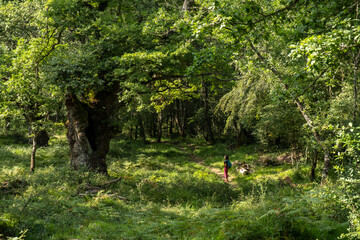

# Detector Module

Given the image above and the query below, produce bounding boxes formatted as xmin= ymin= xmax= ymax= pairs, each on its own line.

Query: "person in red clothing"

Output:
xmin=224 ymin=155 xmax=230 ymax=182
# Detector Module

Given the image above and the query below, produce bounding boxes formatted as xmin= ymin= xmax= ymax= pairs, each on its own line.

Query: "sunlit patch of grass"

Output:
xmin=192 ymin=144 xmax=260 ymax=174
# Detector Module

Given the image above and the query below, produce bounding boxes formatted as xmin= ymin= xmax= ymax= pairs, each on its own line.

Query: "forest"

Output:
xmin=0 ymin=0 xmax=360 ymax=239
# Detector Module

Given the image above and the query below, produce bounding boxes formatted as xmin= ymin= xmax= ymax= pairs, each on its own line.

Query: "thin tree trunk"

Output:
xmin=321 ymin=151 xmax=331 ymax=181
xmin=30 ymin=132 xmax=37 ymax=172
xmin=202 ymin=81 xmax=215 ymax=144
xmin=181 ymin=101 xmax=186 ymax=137
xmin=157 ymin=111 xmax=162 ymax=143
xmin=151 ymin=112 xmax=157 ymax=138
xmin=169 ymin=111 xmax=173 ymax=136
xmin=175 ymin=99 xmax=186 ymax=138
xmin=295 ymin=99 xmax=331 ymax=184
xmin=311 ymin=151 xmax=318 ymax=181
xmin=135 ymin=124 xmax=138 ymax=140
xmin=4 ymin=117 xmax=9 ymax=134
xmin=175 ymin=100 xmax=181 ymax=136
xmin=138 ymin=115 xmax=146 ymax=142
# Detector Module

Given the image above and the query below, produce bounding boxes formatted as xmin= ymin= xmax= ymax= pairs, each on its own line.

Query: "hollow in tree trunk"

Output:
xmin=65 ymin=85 xmax=120 ymax=174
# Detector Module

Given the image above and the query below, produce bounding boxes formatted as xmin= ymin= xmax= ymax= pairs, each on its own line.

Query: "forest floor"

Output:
xmin=0 ymin=136 xmax=350 ymax=239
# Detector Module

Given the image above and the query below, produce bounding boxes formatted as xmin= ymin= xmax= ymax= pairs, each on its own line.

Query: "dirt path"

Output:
xmin=174 ymin=143 xmax=237 ymax=187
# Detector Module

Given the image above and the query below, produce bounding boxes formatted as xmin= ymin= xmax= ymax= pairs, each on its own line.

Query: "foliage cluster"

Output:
xmin=333 ymin=123 xmax=360 ymax=239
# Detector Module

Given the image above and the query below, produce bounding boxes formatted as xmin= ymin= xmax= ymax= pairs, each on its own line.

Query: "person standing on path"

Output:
xmin=224 ymin=155 xmax=230 ymax=182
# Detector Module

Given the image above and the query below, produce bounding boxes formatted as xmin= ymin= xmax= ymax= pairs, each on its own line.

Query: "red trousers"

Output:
xmin=224 ymin=167 xmax=228 ymax=179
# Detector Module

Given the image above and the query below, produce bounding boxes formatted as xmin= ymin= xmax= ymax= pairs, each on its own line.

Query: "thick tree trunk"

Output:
xmin=65 ymin=85 xmax=120 ymax=173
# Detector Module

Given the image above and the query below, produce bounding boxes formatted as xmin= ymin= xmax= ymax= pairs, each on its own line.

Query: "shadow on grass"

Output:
xmin=0 ymin=145 xmax=30 ymax=184
xmin=137 ymin=179 xmax=238 ymax=207
xmin=0 ymin=134 xmax=29 ymax=146
xmin=109 ymin=139 xmax=189 ymax=160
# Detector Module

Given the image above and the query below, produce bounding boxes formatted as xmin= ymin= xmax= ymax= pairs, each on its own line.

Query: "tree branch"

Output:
xmin=150 ymin=72 xmax=235 ymax=81
xmin=295 ymin=67 xmax=330 ymax=98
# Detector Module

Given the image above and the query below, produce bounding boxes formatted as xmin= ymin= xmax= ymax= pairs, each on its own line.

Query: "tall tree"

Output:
xmin=0 ymin=0 xmax=63 ymax=172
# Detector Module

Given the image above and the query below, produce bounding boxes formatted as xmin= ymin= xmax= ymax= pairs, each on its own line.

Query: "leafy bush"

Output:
xmin=334 ymin=123 xmax=360 ymax=239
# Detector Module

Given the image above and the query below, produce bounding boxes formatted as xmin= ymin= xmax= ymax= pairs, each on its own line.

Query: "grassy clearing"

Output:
xmin=0 ymin=135 xmax=350 ymax=239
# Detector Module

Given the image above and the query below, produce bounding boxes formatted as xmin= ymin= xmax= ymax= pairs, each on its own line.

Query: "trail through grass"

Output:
xmin=169 ymin=142 xmax=237 ymax=187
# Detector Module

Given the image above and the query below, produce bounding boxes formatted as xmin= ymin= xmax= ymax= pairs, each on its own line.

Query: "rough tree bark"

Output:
xmin=65 ymin=84 xmax=120 ymax=174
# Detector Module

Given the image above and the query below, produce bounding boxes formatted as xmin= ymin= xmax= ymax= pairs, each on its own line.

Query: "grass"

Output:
xmin=0 ymin=135 xmax=350 ymax=239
